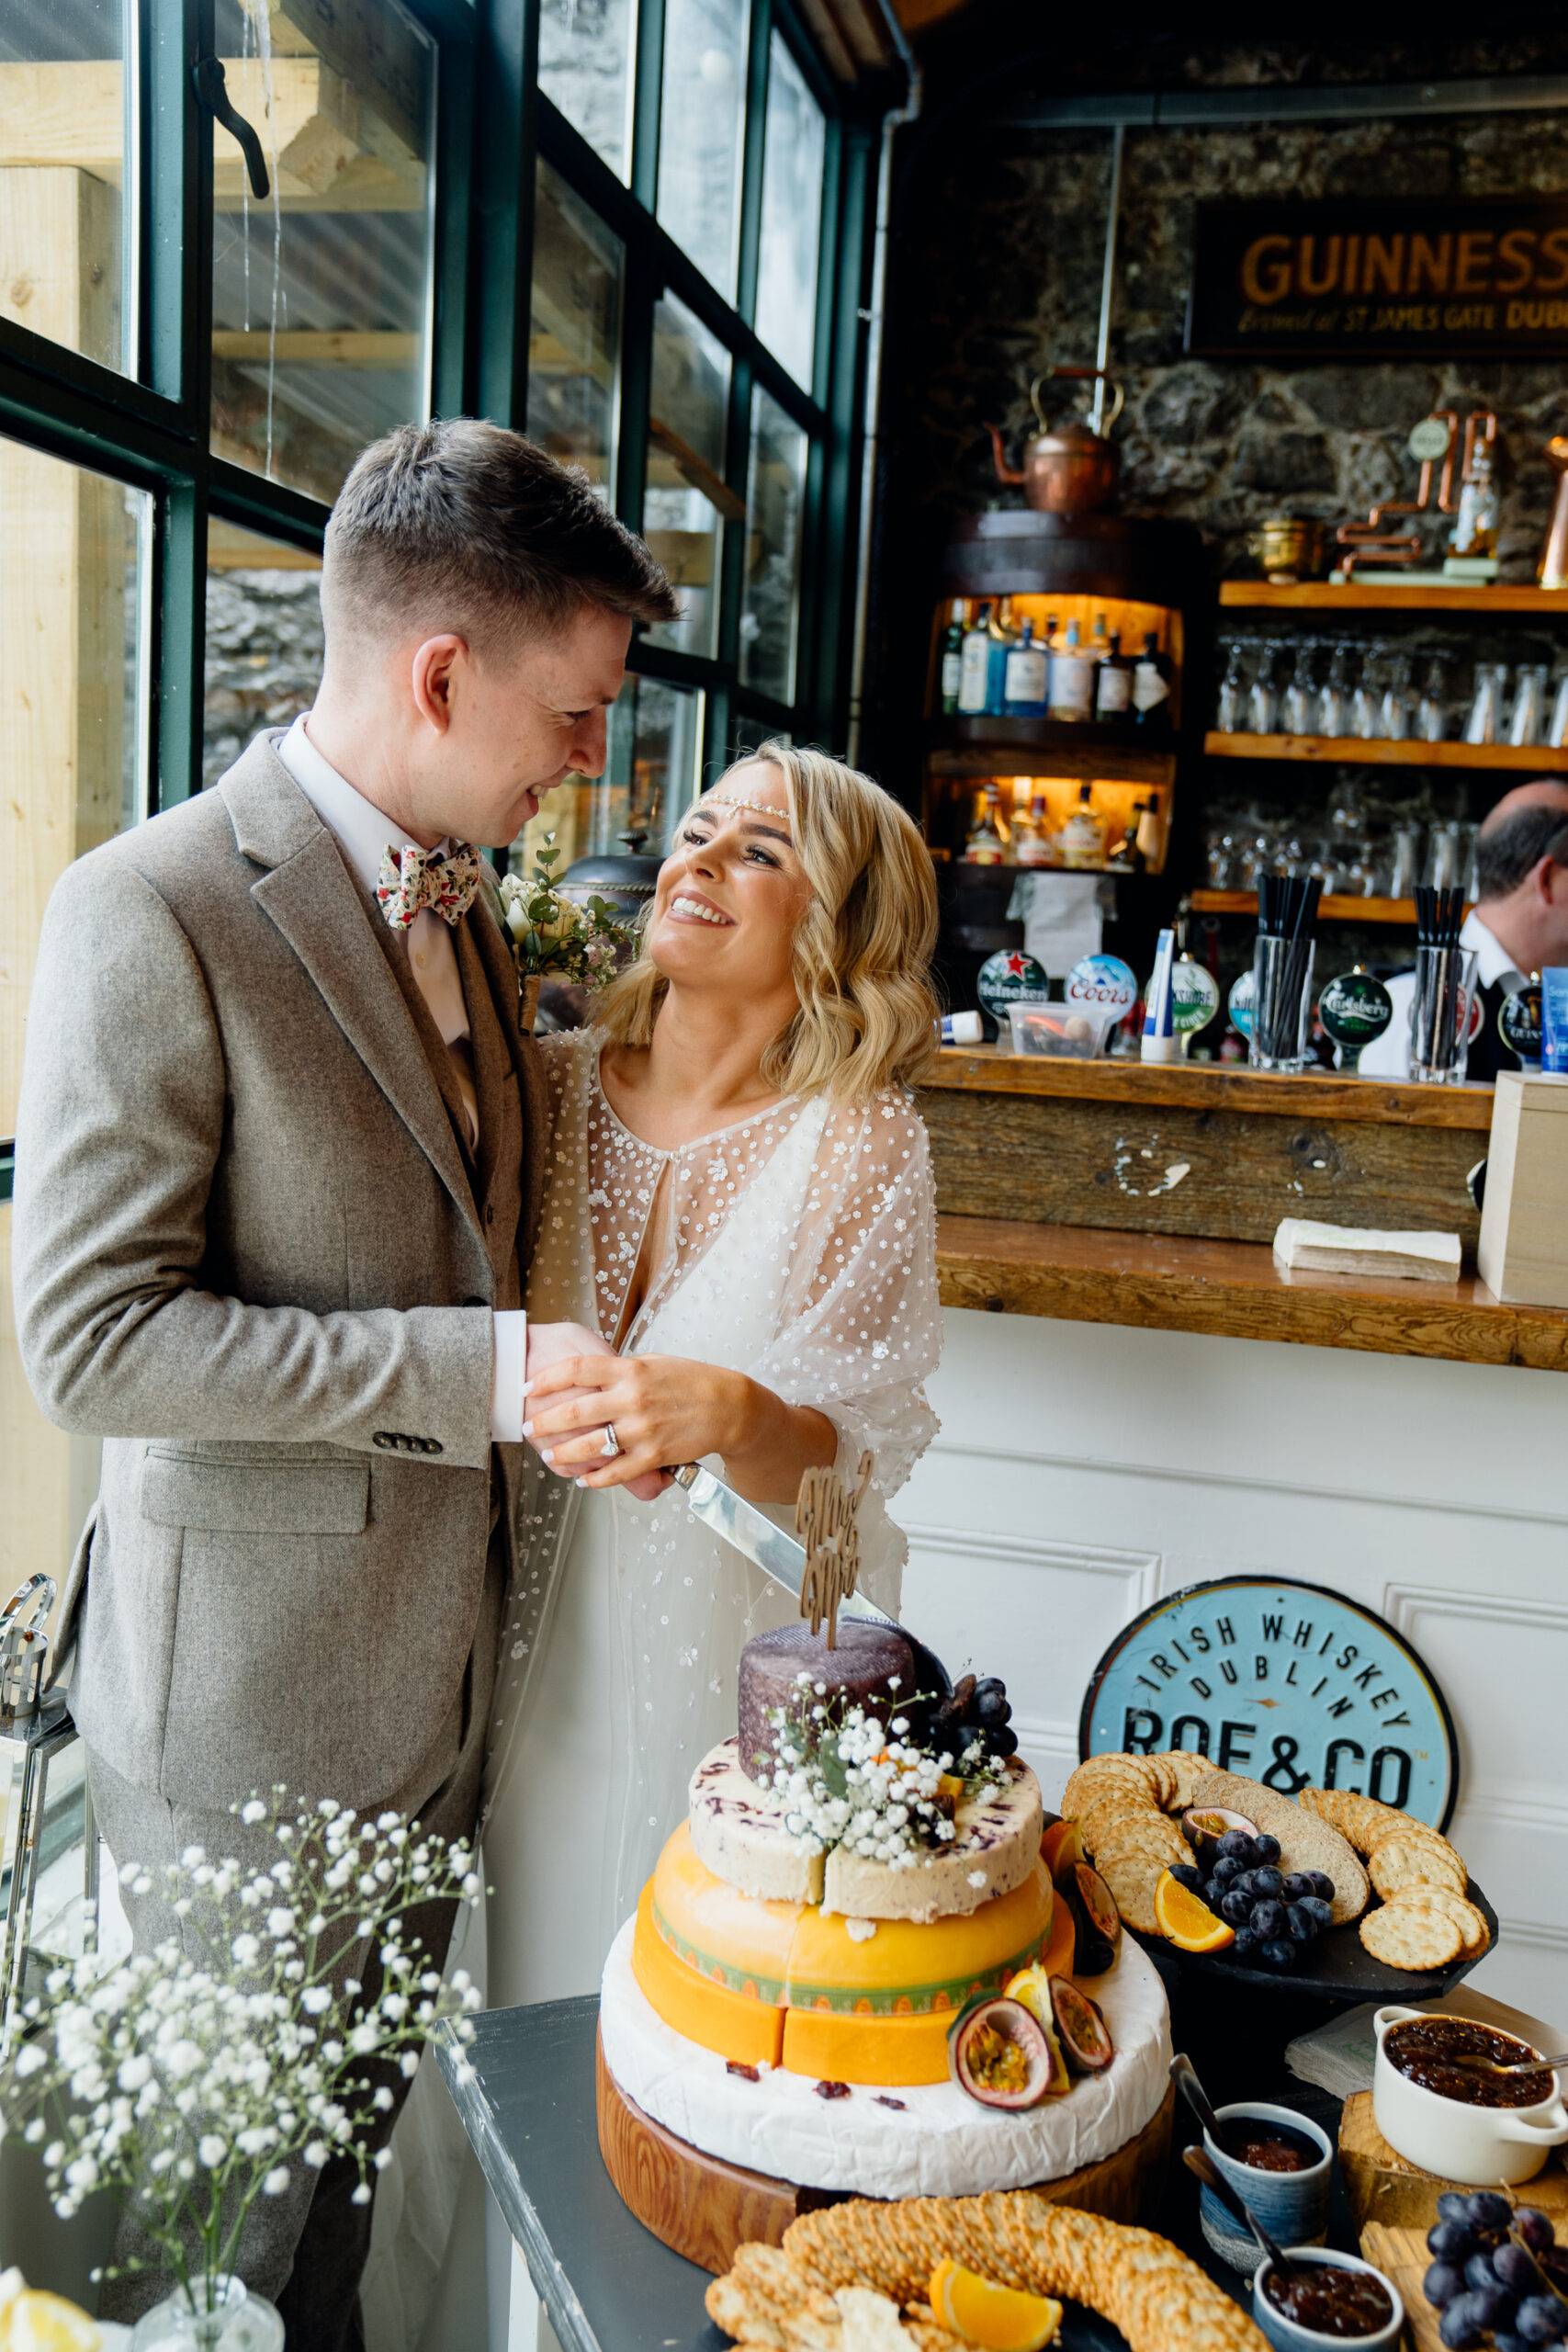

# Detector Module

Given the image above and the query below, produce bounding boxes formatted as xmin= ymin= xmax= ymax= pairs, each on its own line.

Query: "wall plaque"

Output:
xmin=1186 ymin=198 xmax=1568 ymax=359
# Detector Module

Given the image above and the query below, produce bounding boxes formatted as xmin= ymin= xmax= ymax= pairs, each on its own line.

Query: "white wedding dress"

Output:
xmin=481 ymin=1026 xmax=943 ymax=2008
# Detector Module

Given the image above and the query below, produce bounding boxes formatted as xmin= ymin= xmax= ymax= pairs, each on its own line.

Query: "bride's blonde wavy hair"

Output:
xmin=592 ymin=741 xmax=940 ymax=1104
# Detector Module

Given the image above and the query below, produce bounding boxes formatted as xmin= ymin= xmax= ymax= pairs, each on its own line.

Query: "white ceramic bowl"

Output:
xmin=1252 ymin=2247 xmax=1404 ymax=2352
xmin=1371 ymin=2005 xmax=1568 ymax=2186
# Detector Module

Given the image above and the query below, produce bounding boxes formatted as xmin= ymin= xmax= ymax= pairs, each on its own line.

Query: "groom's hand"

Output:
xmin=522 ymin=1353 xmax=834 ymax=1506
xmin=522 ymin=1323 xmax=666 ymax=1502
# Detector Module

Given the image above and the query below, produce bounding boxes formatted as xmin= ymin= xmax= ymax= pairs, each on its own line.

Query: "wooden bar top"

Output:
xmin=928 ymin=1046 xmax=1496 ymax=1131
xmin=935 ymin=1215 xmax=1568 ymax=1373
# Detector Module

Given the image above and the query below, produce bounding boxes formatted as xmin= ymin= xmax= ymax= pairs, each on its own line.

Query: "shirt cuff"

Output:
xmin=491 ymin=1310 xmax=529 ymax=1444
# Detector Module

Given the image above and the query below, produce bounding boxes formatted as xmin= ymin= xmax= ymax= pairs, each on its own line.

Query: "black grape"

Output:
xmin=1280 ymin=1872 xmax=1313 ymax=1900
xmin=1516 ymin=2297 xmax=1568 ymax=2345
xmin=1232 ymin=1928 xmax=1260 ymax=1962
xmin=1440 ymin=2294 xmax=1488 ymax=2349
xmin=1304 ymin=1871 xmax=1336 ymax=1900
xmin=1213 ymin=1856 xmax=1243 ymax=1886
xmin=1471 ymin=2193 xmax=1516 ymax=2232
xmin=1221 ymin=1890 xmax=1252 ymax=1926
xmin=1254 ymin=1833 xmax=1281 ymax=1862
xmin=1439 ymin=2194 xmax=1477 ymax=2225
xmin=1282 ymin=1902 xmax=1316 ymax=1942
xmin=1170 ymin=1864 xmax=1204 ymax=1894
xmin=1251 ymin=1899 xmax=1285 ymax=1940
xmin=1472 ymin=2287 xmax=1519 ymax=2333
xmin=1300 ymin=1895 xmax=1335 ymax=1930
xmin=1259 ymin=1936 xmax=1299 ymax=1971
xmin=1466 ymin=2253 xmax=1502 ymax=2293
xmin=1230 ymin=1871 xmax=1258 ymax=1901
xmin=1251 ymin=1865 xmax=1284 ymax=1898
xmin=1515 ymin=2212 xmax=1556 ymax=2254
xmin=1430 ymin=2222 xmax=1480 ymax=2262
xmin=1425 ymin=2262 xmax=1466 ymax=2309
xmin=1495 ymin=2246 xmax=1540 ymax=2293
xmin=1498 ymin=2334 xmax=1534 ymax=2352
xmin=1217 ymin=1829 xmax=1255 ymax=1860
xmin=987 ymin=1727 xmax=1019 ymax=1758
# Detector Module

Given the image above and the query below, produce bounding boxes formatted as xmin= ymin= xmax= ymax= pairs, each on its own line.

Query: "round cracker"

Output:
xmin=1369 ymin=1836 xmax=1467 ymax=1901
xmin=1094 ymin=1815 xmax=1190 ymax=1870
xmin=1385 ymin=1883 xmax=1489 ymax=1955
xmin=1359 ymin=1900 xmax=1462 ymax=1971
xmin=1100 ymin=1850 xmax=1165 ymax=1935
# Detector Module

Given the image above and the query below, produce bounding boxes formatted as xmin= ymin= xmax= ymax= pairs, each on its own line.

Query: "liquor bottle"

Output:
xmin=1013 ymin=788 xmax=1057 ymax=866
xmin=963 ymin=782 xmax=1010 ymax=864
xmin=938 ymin=601 xmax=966 ymax=715
xmin=1131 ymin=630 xmax=1173 ymax=730
xmin=956 ymin=601 xmax=995 ymax=715
xmin=1002 ymin=618 xmax=1049 ymax=716
xmin=1107 ymin=799 xmax=1148 ymax=872
xmin=1094 ymin=629 xmax=1134 ymax=724
xmin=1135 ymin=797 xmax=1166 ymax=868
xmin=985 ymin=597 xmax=1018 ymax=715
xmin=1046 ymin=618 xmax=1095 ymax=722
xmin=1058 ymin=784 xmax=1105 ymax=869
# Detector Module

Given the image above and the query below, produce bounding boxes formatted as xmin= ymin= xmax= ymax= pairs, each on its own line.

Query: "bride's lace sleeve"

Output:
xmin=746 ymin=1094 xmax=941 ymax=1505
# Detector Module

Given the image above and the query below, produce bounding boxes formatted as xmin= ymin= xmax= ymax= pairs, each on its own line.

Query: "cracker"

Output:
xmin=1063 ymin=1758 xmax=1155 ymax=1816
xmin=1100 ymin=1849 xmax=1166 ymax=1934
xmin=1161 ymin=1751 xmax=1213 ymax=1812
xmin=1370 ymin=1824 xmax=1467 ymax=1885
xmin=1142 ymin=1752 xmax=1178 ymax=1810
xmin=1385 ymin=1884 xmax=1489 ymax=1954
xmin=1196 ymin=1770 xmax=1370 ymax=1923
xmin=1359 ymin=1901 xmax=1463 ymax=1970
xmin=1369 ymin=1837 xmax=1467 ymax=1901
xmin=1092 ymin=1814 xmax=1190 ymax=1870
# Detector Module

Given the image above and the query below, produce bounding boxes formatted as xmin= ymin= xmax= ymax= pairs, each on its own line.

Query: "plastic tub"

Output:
xmin=1007 ymin=1003 xmax=1101 ymax=1058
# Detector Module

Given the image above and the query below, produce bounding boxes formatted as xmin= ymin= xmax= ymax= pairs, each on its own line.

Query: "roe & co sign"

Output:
xmin=1186 ymin=198 xmax=1568 ymax=358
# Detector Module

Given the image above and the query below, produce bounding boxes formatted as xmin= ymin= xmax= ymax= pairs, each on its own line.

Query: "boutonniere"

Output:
xmin=498 ymin=834 xmax=637 ymax=1031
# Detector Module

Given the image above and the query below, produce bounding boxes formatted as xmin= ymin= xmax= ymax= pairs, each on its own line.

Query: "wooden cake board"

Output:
xmin=596 ymin=2030 xmax=1176 ymax=2277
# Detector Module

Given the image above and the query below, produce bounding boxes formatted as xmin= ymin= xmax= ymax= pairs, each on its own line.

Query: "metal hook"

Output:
xmin=193 ymin=55 xmax=271 ymax=201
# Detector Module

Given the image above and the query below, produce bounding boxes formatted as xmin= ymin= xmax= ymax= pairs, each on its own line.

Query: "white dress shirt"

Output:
xmin=274 ymin=714 xmax=527 ymax=1442
xmin=1355 ymin=909 xmax=1526 ymax=1080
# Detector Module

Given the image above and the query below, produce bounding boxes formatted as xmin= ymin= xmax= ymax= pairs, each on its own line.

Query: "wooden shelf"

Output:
xmin=1189 ymin=888 xmax=1440 ymax=925
xmin=1218 ymin=582 xmax=1568 ymax=613
xmin=929 ymin=716 xmax=1178 ymax=786
xmin=1203 ymin=730 xmax=1568 ymax=770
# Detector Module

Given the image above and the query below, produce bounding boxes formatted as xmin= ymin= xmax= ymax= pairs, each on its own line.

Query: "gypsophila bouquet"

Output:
xmin=0 ymin=1792 xmax=483 ymax=2319
xmin=498 ymin=832 xmax=635 ymax=985
xmin=764 ymin=1676 xmax=1007 ymax=1869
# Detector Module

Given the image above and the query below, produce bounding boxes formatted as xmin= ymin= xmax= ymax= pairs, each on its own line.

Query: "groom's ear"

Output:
xmin=409 ymin=634 xmax=468 ymax=735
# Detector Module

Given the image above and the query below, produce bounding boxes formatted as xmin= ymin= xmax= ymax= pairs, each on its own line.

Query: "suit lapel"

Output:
xmin=469 ymin=869 xmax=548 ymax=1272
xmin=221 ymin=738 xmax=481 ymax=1238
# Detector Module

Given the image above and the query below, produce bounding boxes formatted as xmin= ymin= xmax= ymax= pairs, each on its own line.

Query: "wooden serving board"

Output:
xmin=595 ymin=2031 xmax=1175 ymax=2276
xmin=1340 ymin=2089 xmax=1568 ymax=2235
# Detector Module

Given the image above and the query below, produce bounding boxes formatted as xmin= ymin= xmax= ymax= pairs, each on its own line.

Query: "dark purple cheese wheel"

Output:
xmin=737 ymin=1621 xmax=916 ymax=1785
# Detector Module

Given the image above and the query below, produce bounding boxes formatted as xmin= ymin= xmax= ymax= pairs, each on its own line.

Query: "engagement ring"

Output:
xmin=601 ymin=1424 xmax=621 ymax=1458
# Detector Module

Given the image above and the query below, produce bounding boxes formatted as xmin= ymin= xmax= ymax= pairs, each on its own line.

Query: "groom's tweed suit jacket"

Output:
xmin=11 ymin=731 xmax=546 ymax=1812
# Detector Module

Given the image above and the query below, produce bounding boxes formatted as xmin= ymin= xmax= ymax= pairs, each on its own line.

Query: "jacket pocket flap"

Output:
xmin=141 ymin=1453 xmax=370 ymax=1535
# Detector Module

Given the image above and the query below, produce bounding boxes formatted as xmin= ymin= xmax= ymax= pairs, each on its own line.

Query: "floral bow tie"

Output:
xmin=376 ymin=840 xmax=482 ymax=930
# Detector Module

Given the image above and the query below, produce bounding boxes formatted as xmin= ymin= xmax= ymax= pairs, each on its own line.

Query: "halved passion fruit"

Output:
xmin=948 ymin=1996 xmax=1055 ymax=2109
xmin=1001 ymin=1966 xmax=1072 ymax=2097
xmin=1055 ymin=1863 xmax=1118 ymax=1974
xmin=1180 ymin=1804 xmax=1258 ymax=1867
xmin=1071 ymin=1863 xmax=1122 ymax=1958
xmin=1050 ymin=1978 xmax=1115 ymax=2075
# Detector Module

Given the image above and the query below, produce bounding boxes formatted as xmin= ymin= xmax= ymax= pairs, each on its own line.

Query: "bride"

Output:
xmin=482 ymin=740 xmax=945 ymax=2007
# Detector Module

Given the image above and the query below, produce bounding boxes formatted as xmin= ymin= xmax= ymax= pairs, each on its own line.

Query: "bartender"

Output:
xmin=1359 ymin=781 xmax=1568 ymax=1080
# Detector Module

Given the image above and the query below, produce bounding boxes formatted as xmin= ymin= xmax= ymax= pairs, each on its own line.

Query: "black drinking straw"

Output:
xmin=1254 ymin=874 xmax=1321 ymax=1059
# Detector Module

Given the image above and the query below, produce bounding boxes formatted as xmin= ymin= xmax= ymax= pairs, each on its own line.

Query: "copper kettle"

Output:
xmin=987 ymin=367 xmax=1124 ymax=516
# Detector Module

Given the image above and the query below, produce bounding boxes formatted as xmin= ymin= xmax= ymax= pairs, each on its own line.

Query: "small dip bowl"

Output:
xmin=1252 ymin=2248 xmax=1404 ymax=2352
xmin=1371 ymin=2005 xmax=1568 ymax=2185
xmin=1199 ymin=2102 xmax=1333 ymax=2277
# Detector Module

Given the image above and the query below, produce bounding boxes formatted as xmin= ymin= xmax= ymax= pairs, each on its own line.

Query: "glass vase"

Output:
xmin=130 ymin=2276 xmax=284 ymax=2352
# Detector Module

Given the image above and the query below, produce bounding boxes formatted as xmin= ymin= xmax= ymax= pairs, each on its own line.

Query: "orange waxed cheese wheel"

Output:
xmin=783 ymin=1860 xmax=1055 ymax=2015
xmin=1042 ymin=1877 xmax=1074 ymax=1979
xmin=781 ymin=2002 xmax=956 ymax=2085
xmin=632 ymin=1884 xmax=785 ymax=2068
xmin=650 ymin=1821 xmax=801 ymax=1999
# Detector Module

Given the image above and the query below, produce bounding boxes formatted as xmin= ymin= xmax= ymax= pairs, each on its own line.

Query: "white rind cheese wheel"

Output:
xmin=687 ymin=1739 xmax=1043 ymax=1922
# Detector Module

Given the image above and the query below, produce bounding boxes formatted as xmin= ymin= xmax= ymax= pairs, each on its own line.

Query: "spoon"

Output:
xmin=1448 ymin=2050 xmax=1568 ymax=2078
xmin=1182 ymin=2143 xmax=1302 ymax=2284
xmin=1169 ymin=2051 xmax=1241 ymax=2156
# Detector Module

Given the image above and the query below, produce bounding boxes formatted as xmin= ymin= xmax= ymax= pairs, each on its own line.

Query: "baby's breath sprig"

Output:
xmin=765 ymin=1674 xmax=1007 ymax=1870
xmin=0 ymin=1792 xmax=484 ymax=2321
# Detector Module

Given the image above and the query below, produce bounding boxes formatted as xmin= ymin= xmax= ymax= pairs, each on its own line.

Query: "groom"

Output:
xmin=11 ymin=419 xmax=676 ymax=2342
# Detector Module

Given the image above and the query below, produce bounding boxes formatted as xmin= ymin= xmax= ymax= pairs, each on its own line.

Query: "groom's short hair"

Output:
xmin=322 ymin=417 xmax=678 ymax=660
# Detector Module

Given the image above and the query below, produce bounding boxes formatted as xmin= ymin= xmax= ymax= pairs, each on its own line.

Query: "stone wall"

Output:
xmin=202 ymin=568 xmax=323 ymax=791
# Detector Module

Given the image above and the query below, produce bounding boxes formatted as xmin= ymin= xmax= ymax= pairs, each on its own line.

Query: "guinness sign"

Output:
xmin=1187 ymin=198 xmax=1568 ymax=358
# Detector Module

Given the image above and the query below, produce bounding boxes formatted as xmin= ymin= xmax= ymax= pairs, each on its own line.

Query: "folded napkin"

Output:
xmin=1272 ymin=1219 xmax=1462 ymax=1283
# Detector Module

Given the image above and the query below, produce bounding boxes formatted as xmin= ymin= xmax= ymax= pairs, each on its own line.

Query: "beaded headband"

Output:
xmin=702 ymin=792 xmax=793 ymax=822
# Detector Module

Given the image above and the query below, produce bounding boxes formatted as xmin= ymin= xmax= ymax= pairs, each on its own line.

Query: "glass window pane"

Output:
xmin=1 ymin=439 xmax=148 ymax=1600
xmin=527 ymin=160 xmax=622 ymax=502
xmin=0 ymin=0 xmax=133 ymax=377
xmin=209 ymin=0 xmax=435 ymax=505
xmin=644 ymin=294 xmax=733 ymax=661
xmin=538 ymin=0 xmax=637 ymax=182
xmin=205 ymin=518 xmax=323 ymax=790
xmin=740 ymin=386 xmax=807 ymax=703
xmin=755 ymin=35 xmax=824 ymax=388
xmin=657 ymin=0 xmax=748 ymax=301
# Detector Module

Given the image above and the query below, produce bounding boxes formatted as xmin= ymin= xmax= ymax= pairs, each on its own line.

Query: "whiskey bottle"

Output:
xmin=1046 ymin=618 xmax=1095 ymax=722
xmin=963 ymin=782 xmax=1010 ymax=864
xmin=1094 ymin=628 xmax=1134 ymax=723
xmin=1131 ymin=631 xmax=1173 ymax=730
xmin=1002 ymin=618 xmax=1049 ymax=716
xmin=1058 ymin=784 xmax=1105 ymax=869
xmin=1013 ymin=789 xmax=1057 ymax=866
xmin=956 ymin=601 xmax=995 ymax=715
xmin=938 ymin=601 xmax=966 ymax=714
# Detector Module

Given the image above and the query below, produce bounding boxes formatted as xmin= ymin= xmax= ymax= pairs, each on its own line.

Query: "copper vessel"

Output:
xmin=1245 ymin=517 xmax=1329 ymax=583
xmin=987 ymin=368 xmax=1124 ymax=516
xmin=1539 ymin=438 xmax=1568 ymax=590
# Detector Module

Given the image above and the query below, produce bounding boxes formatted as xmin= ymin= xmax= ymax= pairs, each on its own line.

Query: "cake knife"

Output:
xmin=668 ymin=1462 xmax=952 ymax=1701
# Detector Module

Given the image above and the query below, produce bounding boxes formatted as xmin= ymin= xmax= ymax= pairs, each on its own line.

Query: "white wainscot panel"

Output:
xmin=901 ymin=1524 xmax=1157 ymax=1810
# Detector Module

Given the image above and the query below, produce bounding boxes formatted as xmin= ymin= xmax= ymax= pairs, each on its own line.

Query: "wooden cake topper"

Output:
xmin=794 ymin=1453 xmax=874 ymax=1648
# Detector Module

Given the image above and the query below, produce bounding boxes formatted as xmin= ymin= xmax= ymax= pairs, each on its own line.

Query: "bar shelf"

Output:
xmin=1189 ymin=888 xmax=1464 ymax=926
xmin=1218 ymin=582 xmax=1568 ymax=614
xmin=1202 ymin=730 xmax=1568 ymax=770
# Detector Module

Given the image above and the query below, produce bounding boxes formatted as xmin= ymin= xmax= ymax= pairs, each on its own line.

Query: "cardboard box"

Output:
xmin=1477 ymin=1069 xmax=1568 ymax=1306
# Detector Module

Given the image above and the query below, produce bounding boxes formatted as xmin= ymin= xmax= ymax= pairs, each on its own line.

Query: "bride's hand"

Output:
xmin=522 ymin=1354 xmax=836 ymax=1505
xmin=521 ymin=1322 xmax=666 ymax=1502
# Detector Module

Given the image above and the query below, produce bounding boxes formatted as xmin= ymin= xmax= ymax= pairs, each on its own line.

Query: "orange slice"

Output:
xmin=1154 ymin=1869 xmax=1235 ymax=1952
xmin=931 ymin=2258 xmax=1064 ymax=2351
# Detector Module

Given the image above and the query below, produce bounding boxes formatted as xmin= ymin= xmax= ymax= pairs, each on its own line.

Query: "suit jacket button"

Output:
xmin=373 ymin=1431 xmax=394 ymax=1450
xmin=423 ymin=1437 xmax=444 ymax=1454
